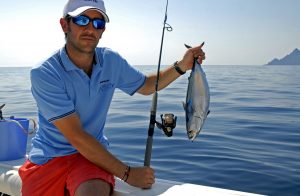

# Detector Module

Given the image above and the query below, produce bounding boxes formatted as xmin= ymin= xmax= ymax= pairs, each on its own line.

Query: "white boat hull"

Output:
xmin=0 ymin=158 xmax=265 ymax=196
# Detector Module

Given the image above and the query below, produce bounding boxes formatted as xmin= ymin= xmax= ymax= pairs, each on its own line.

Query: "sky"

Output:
xmin=0 ymin=0 xmax=299 ymax=67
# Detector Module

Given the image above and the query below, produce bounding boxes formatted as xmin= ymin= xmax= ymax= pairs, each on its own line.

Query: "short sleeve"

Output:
xmin=31 ymin=65 xmax=75 ymax=122
xmin=114 ymin=56 xmax=146 ymax=95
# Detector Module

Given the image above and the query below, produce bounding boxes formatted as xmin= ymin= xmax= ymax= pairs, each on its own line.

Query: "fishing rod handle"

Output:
xmin=150 ymin=92 xmax=158 ymax=112
xmin=144 ymin=92 xmax=158 ymax=166
xmin=144 ymin=136 xmax=153 ymax=166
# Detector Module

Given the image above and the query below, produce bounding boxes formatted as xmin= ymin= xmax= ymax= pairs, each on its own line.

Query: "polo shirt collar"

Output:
xmin=59 ymin=46 xmax=102 ymax=72
xmin=59 ymin=47 xmax=80 ymax=72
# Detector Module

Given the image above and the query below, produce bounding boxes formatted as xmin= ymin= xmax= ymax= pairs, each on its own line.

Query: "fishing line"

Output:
xmin=144 ymin=0 xmax=173 ymax=167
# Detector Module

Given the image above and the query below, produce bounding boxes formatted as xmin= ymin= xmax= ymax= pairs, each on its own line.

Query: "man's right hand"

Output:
xmin=126 ymin=166 xmax=155 ymax=189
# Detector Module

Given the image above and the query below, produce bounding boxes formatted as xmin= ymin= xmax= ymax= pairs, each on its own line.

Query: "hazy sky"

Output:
xmin=0 ymin=0 xmax=299 ymax=67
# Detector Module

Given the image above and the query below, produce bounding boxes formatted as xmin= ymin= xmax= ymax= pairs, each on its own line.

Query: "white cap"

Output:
xmin=63 ymin=0 xmax=109 ymax=22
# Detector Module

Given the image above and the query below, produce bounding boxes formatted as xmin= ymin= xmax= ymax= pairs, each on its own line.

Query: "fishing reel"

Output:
xmin=156 ymin=113 xmax=177 ymax=137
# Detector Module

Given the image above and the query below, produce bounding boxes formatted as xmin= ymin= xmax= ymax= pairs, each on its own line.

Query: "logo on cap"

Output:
xmin=84 ymin=0 xmax=98 ymax=3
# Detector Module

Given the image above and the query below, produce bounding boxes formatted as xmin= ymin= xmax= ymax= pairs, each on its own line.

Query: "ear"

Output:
xmin=60 ymin=18 xmax=69 ymax=33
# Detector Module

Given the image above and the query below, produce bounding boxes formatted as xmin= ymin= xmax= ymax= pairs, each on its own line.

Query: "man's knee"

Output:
xmin=74 ymin=179 xmax=111 ymax=196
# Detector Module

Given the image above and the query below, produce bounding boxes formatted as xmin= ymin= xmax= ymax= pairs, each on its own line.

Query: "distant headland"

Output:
xmin=266 ymin=48 xmax=300 ymax=65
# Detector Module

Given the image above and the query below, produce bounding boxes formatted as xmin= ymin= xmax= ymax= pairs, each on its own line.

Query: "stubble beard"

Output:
xmin=67 ymin=31 xmax=99 ymax=56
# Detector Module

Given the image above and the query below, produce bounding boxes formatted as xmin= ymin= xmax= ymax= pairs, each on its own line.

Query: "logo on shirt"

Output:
xmin=100 ymin=80 xmax=109 ymax=84
xmin=99 ymin=80 xmax=114 ymax=91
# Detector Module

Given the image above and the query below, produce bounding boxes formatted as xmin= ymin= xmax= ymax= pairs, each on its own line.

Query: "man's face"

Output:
xmin=61 ymin=9 xmax=106 ymax=54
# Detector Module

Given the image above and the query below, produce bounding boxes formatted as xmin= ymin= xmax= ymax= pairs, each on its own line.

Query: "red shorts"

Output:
xmin=18 ymin=153 xmax=115 ymax=196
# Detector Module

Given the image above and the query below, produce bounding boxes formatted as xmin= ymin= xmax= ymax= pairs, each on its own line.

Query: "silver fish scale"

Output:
xmin=183 ymin=62 xmax=210 ymax=141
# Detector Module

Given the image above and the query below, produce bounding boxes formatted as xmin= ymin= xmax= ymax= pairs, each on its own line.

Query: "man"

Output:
xmin=19 ymin=0 xmax=205 ymax=195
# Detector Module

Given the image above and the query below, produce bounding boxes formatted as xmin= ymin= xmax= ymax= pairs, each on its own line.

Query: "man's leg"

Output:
xmin=74 ymin=179 xmax=111 ymax=196
xmin=66 ymin=153 xmax=115 ymax=196
xmin=18 ymin=156 xmax=71 ymax=196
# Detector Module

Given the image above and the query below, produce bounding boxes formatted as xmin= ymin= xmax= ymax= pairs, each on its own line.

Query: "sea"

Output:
xmin=0 ymin=65 xmax=299 ymax=196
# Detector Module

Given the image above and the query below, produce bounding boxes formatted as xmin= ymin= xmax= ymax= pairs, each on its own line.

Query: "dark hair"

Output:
xmin=65 ymin=14 xmax=72 ymax=22
xmin=64 ymin=15 xmax=72 ymax=39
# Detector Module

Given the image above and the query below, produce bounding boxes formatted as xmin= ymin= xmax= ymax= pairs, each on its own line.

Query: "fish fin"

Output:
xmin=207 ymin=110 xmax=210 ymax=116
xmin=186 ymin=99 xmax=193 ymax=112
xmin=182 ymin=102 xmax=186 ymax=110
xmin=184 ymin=44 xmax=192 ymax=49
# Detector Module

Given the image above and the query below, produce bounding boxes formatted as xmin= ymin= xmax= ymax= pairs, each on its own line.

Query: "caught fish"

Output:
xmin=183 ymin=44 xmax=210 ymax=141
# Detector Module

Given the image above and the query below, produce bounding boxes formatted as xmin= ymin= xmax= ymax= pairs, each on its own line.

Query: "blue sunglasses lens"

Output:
xmin=93 ymin=20 xmax=106 ymax=29
xmin=72 ymin=15 xmax=105 ymax=29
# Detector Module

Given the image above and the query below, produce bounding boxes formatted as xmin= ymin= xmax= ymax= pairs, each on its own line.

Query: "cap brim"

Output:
xmin=67 ymin=6 xmax=109 ymax=22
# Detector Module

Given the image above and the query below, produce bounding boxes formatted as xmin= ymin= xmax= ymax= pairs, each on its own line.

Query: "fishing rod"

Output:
xmin=144 ymin=0 xmax=175 ymax=167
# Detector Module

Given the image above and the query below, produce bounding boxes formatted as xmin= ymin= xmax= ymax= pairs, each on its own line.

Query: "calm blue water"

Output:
xmin=0 ymin=65 xmax=299 ymax=196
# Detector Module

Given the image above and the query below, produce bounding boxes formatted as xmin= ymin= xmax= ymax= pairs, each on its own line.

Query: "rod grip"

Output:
xmin=144 ymin=136 xmax=153 ymax=166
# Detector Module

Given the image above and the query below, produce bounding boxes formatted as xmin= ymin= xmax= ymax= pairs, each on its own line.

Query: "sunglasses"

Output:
xmin=70 ymin=15 xmax=106 ymax=29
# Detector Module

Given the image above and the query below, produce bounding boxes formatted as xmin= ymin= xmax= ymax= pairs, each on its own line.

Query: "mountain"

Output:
xmin=266 ymin=48 xmax=300 ymax=65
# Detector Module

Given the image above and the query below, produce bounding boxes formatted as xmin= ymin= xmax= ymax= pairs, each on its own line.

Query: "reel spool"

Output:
xmin=156 ymin=113 xmax=177 ymax=137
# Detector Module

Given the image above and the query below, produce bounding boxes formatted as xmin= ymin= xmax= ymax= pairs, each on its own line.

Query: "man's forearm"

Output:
xmin=138 ymin=61 xmax=185 ymax=95
xmin=53 ymin=114 xmax=127 ymax=179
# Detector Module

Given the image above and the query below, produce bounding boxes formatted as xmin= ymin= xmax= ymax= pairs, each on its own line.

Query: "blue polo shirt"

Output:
xmin=29 ymin=46 xmax=146 ymax=164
